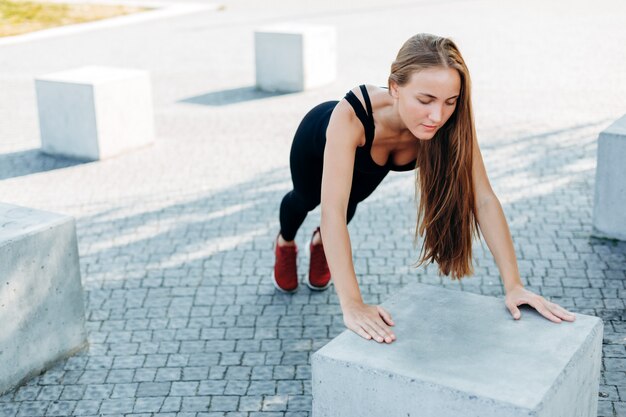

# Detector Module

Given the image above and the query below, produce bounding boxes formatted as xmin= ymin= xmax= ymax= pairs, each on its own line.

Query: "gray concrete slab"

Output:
xmin=593 ymin=114 xmax=626 ymax=241
xmin=0 ymin=203 xmax=87 ymax=396
xmin=313 ymin=283 xmax=602 ymax=417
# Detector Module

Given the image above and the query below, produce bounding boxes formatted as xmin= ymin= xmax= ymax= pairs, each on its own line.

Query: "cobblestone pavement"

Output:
xmin=1 ymin=0 xmax=626 ymax=415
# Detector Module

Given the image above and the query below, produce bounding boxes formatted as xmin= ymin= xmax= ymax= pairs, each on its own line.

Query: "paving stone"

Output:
xmin=112 ymin=356 xmax=145 ymax=369
xmin=276 ymin=381 xmax=302 ymax=395
xmin=599 ymin=385 xmax=620 ymax=401
xmin=262 ymin=395 xmax=289 ymax=412
xmin=181 ymin=396 xmax=211 ymax=412
xmin=98 ymin=398 xmax=135 ymax=414
xmin=71 ymin=400 xmax=101 ymax=416
xmin=155 ymin=368 xmax=182 ymax=382
xmin=286 ymin=395 xmax=312 ymax=411
xmin=607 ymin=358 xmax=626 ymax=372
xmin=598 ymin=398 xmax=616 ymax=416
xmin=198 ymin=380 xmax=227 ymax=396
xmin=182 ymin=367 xmax=210 ymax=381
xmin=170 ymin=382 xmax=198 ymax=396
xmin=249 ymin=413 xmax=284 ymax=417
xmin=106 ymin=369 xmax=135 ymax=384
xmin=60 ymin=386 xmax=86 ymax=401
xmin=136 ymin=382 xmax=171 ymax=398
xmin=111 ymin=383 xmax=138 ymax=398
xmin=247 ymin=381 xmax=276 ymax=396
xmin=0 ymin=403 xmax=19 ymax=417
xmin=13 ymin=387 xmax=40 ymax=402
xmin=224 ymin=381 xmax=249 ymax=396
xmin=224 ymin=367 xmax=251 ymax=381
xmin=209 ymin=396 xmax=239 ymax=412
xmin=77 ymin=371 xmax=108 ymax=385
xmin=133 ymin=396 xmax=164 ymax=413
xmin=220 ymin=353 xmax=243 ymax=366
xmin=16 ymin=401 xmax=49 ymax=417
xmin=46 ymin=401 xmax=76 ymax=417
xmin=160 ymin=396 xmax=182 ymax=412
xmin=133 ymin=369 xmax=157 ymax=383
xmin=82 ymin=385 xmax=113 ymax=400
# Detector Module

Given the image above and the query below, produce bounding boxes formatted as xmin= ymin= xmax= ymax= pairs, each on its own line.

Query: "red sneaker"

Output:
xmin=307 ymin=227 xmax=332 ymax=291
xmin=273 ymin=232 xmax=298 ymax=293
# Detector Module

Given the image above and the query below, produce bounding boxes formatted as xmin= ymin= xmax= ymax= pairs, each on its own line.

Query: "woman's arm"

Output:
xmin=320 ymin=100 xmax=362 ymax=308
xmin=469 ymin=135 xmax=523 ymax=294
xmin=320 ymin=98 xmax=396 ymax=343
xmin=471 ymin=136 xmax=576 ymax=323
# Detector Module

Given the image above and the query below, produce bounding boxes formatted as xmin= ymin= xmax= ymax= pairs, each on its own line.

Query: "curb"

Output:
xmin=0 ymin=1 xmax=223 ymax=47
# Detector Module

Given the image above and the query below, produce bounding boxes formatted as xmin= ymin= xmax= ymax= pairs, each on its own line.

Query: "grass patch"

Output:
xmin=0 ymin=0 xmax=148 ymax=37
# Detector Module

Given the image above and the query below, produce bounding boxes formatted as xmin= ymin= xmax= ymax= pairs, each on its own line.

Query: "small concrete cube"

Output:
xmin=255 ymin=23 xmax=336 ymax=93
xmin=35 ymin=65 xmax=155 ymax=161
xmin=0 ymin=203 xmax=87 ymax=395
xmin=312 ymin=283 xmax=603 ymax=417
xmin=593 ymin=113 xmax=626 ymax=240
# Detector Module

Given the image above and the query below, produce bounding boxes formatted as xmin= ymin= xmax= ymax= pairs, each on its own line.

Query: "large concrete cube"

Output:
xmin=312 ymin=283 xmax=603 ymax=417
xmin=0 ymin=203 xmax=87 ymax=395
xmin=254 ymin=23 xmax=336 ymax=93
xmin=593 ymin=113 xmax=626 ymax=240
xmin=35 ymin=65 xmax=155 ymax=161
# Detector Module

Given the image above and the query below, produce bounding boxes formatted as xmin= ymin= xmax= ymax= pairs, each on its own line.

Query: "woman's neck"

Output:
xmin=374 ymin=89 xmax=415 ymax=146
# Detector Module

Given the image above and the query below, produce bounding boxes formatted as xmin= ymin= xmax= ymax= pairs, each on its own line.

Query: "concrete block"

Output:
xmin=254 ymin=23 xmax=336 ymax=93
xmin=0 ymin=203 xmax=87 ymax=395
xmin=35 ymin=65 xmax=155 ymax=161
xmin=312 ymin=283 xmax=602 ymax=417
xmin=593 ymin=113 xmax=626 ymax=240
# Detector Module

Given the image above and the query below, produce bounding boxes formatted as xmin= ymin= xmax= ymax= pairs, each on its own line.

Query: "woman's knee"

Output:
xmin=282 ymin=190 xmax=319 ymax=214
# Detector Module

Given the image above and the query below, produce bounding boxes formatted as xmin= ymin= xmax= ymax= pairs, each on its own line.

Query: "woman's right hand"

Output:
xmin=342 ymin=300 xmax=396 ymax=343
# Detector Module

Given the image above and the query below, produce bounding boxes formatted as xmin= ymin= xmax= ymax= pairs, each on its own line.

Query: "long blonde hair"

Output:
xmin=389 ymin=33 xmax=480 ymax=280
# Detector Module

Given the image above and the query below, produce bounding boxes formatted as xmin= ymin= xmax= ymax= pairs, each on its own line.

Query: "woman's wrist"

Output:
xmin=339 ymin=296 xmax=364 ymax=311
xmin=504 ymin=281 xmax=524 ymax=295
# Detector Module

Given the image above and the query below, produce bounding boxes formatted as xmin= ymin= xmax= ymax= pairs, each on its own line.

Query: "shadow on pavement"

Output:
xmin=0 ymin=149 xmax=88 ymax=180
xmin=180 ymin=86 xmax=293 ymax=107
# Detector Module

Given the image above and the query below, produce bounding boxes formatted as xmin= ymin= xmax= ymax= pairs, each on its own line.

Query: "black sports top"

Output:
xmin=344 ymin=85 xmax=417 ymax=173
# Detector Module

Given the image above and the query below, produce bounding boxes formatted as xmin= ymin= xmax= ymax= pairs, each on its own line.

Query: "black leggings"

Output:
xmin=279 ymin=102 xmax=387 ymax=241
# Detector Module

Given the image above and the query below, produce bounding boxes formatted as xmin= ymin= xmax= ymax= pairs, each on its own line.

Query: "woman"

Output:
xmin=274 ymin=33 xmax=576 ymax=344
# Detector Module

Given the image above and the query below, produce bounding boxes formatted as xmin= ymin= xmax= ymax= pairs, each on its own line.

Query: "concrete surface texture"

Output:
xmin=0 ymin=0 xmax=625 ymax=416
xmin=593 ymin=113 xmax=626 ymax=241
xmin=36 ymin=66 xmax=154 ymax=160
xmin=0 ymin=203 xmax=87 ymax=396
xmin=255 ymin=24 xmax=336 ymax=92
xmin=312 ymin=283 xmax=603 ymax=417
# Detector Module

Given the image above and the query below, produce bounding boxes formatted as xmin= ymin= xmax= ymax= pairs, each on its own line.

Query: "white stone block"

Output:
xmin=255 ymin=24 xmax=336 ymax=93
xmin=0 ymin=203 xmax=87 ymax=395
xmin=593 ymin=113 xmax=626 ymax=240
xmin=35 ymin=66 xmax=155 ymax=161
xmin=312 ymin=283 xmax=602 ymax=417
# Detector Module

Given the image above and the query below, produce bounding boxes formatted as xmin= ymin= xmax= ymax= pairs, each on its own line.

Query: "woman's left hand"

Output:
xmin=505 ymin=285 xmax=576 ymax=323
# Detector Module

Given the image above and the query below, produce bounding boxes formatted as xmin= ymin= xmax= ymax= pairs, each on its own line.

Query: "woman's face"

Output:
xmin=391 ymin=67 xmax=461 ymax=140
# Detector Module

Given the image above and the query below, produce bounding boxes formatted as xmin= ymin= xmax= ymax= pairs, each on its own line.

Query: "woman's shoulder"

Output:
xmin=326 ymin=86 xmax=380 ymax=148
xmin=344 ymin=83 xmax=384 ymax=99
xmin=344 ymin=84 xmax=390 ymax=114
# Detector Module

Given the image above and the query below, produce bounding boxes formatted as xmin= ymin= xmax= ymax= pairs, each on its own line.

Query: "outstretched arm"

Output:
xmin=321 ymin=101 xmax=362 ymax=309
xmin=471 ymin=136 xmax=576 ymax=323
xmin=321 ymin=98 xmax=396 ymax=344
